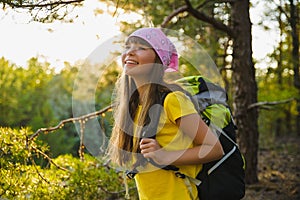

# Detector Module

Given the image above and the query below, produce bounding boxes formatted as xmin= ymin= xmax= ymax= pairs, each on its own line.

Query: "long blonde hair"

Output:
xmin=107 ymin=37 xmax=185 ymax=166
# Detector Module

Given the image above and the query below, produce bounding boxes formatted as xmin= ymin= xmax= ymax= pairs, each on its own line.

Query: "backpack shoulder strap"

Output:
xmin=141 ymin=91 xmax=170 ymax=139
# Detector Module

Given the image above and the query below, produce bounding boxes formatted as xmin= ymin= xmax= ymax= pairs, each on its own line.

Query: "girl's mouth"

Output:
xmin=125 ymin=59 xmax=138 ymax=65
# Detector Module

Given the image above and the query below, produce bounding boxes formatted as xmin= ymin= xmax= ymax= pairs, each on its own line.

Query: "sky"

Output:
xmin=0 ymin=0 xmax=124 ymax=71
xmin=0 ymin=0 xmax=278 ymax=72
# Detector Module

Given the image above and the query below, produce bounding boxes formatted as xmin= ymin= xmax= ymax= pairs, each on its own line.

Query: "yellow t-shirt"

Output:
xmin=134 ymin=91 xmax=202 ymax=200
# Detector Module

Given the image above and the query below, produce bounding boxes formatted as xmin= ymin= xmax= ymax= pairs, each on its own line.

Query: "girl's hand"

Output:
xmin=139 ymin=138 xmax=168 ymax=165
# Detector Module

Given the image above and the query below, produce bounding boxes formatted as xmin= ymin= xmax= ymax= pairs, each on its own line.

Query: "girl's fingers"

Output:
xmin=140 ymin=138 xmax=154 ymax=149
xmin=140 ymin=138 xmax=153 ymax=145
xmin=140 ymin=144 xmax=155 ymax=153
xmin=140 ymin=138 xmax=160 ymax=153
xmin=139 ymin=139 xmax=168 ymax=165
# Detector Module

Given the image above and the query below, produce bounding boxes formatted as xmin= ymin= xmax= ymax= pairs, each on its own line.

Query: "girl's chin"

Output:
xmin=124 ymin=64 xmax=154 ymax=76
xmin=124 ymin=66 xmax=135 ymax=75
xmin=124 ymin=65 xmax=141 ymax=74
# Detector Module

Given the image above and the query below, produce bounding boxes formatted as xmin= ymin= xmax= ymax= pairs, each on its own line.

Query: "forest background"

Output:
xmin=0 ymin=0 xmax=299 ymax=199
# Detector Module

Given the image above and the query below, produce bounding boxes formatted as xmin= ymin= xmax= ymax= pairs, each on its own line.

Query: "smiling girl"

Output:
xmin=107 ymin=27 xmax=224 ymax=200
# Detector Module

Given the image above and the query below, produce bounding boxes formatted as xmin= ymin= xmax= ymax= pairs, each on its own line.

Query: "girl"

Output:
xmin=108 ymin=27 xmax=224 ymax=200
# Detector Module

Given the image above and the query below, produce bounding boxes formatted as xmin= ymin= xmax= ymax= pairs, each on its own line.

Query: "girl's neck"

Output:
xmin=137 ymin=85 xmax=148 ymax=105
xmin=133 ymin=76 xmax=149 ymax=88
xmin=132 ymin=77 xmax=150 ymax=104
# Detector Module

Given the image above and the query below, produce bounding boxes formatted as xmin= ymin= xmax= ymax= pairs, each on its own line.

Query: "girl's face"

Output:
xmin=121 ymin=39 xmax=157 ymax=77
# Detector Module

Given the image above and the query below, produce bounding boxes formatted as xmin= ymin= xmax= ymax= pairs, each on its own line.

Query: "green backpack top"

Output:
xmin=176 ymin=75 xmax=232 ymax=129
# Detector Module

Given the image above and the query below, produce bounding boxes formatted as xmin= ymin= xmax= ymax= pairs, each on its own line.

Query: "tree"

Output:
xmin=230 ymin=0 xmax=258 ymax=183
xmin=287 ymin=0 xmax=300 ymax=135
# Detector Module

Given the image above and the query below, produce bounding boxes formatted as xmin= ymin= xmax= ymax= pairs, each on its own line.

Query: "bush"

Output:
xmin=0 ymin=127 xmax=138 ymax=199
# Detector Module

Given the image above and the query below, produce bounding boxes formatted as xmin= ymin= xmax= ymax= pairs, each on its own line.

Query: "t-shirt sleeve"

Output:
xmin=164 ymin=91 xmax=198 ymax=124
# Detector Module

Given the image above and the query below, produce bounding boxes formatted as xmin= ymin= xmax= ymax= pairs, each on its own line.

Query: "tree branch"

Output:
xmin=247 ymin=98 xmax=295 ymax=110
xmin=184 ymin=0 xmax=235 ymax=37
xmin=2 ymin=0 xmax=84 ymax=8
xmin=28 ymin=103 xmax=114 ymax=141
xmin=161 ymin=0 xmax=236 ymax=36
xmin=30 ymin=146 xmax=69 ymax=171
xmin=29 ymin=156 xmax=51 ymax=184
xmin=161 ymin=5 xmax=188 ymax=28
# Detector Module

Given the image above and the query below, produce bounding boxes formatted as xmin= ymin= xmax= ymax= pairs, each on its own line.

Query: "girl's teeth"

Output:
xmin=126 ymin=60 xmax=138 ymax=64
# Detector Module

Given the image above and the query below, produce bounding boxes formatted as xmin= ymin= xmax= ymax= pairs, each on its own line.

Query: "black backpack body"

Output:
xmin=196 ymin=118 xmax=245 ymax=200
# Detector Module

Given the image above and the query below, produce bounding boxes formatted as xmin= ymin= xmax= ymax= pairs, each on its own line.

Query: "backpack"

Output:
xmin=176 ymin=75 xmax=246 ymax=200
xmin=126 ymin=75 xmax=246 ymax=200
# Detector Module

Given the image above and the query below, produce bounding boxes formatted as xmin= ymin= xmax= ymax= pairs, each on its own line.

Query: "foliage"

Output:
xmin=257 ymin=67 xmax=298 ymax=148
xmin=0 ymin=57 xmax=76 ymax=156
xmin=45 ymin=63 xmax=81 ymax=157
xmin=0 ymin=127 xmax=138 ymax=199
xmin=0 ymin=57 xmax=118 ymax=157
xmin=0 ymin=57 xmax=55 ymax=129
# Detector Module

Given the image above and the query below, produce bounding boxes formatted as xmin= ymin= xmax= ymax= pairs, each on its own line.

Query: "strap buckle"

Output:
xmin=126 ymin=169 xmax=138 ymax=179
xmin=175 ymin=171 xmax=186 ymax=179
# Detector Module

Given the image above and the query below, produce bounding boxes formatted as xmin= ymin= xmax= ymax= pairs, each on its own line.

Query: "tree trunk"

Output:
xmin=231 ymin=0 xmax=259 ymax=184
xmin=289 ymin=0 xmax=300 ymax=136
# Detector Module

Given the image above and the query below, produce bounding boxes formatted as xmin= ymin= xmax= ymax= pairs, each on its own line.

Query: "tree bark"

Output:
xmin=231 ymin=0 xmax=259 ymax=184
xmin=289 ymin=0 xmax=300 ymax=136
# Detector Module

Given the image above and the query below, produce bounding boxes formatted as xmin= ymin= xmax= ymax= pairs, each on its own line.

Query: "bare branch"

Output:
xmin=161 ymin=0 xmax=236 ymax=33
xmin=29 ymin=156 xmax=51 ymax=184
xmin=184 ymin=0 xmax=234 ymax=37
xmin=28 ymin=104 xmax=114 ymax=141
xmin=2 ymin=0 xmax=84 ymax=8
xmin=30 ymin=145 xmax=70 ymax=171
xmin=247 ymin=98 xmax=295 ymax=110
xmin=161 ymin=5 xmax=188 ymax=28
xmin=78 ymin=119 xmax=85 ymax=161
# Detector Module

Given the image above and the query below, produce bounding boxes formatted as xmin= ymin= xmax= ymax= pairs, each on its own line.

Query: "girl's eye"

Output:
xmin=123 ymin=45 xmax=151 ymax=53
xmin=137 ymin=47 xmax=146 ymax=50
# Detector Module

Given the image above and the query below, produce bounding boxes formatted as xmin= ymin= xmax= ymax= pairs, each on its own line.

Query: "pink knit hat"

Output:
xmin=128 ymin=27 xmax=179 ymax=72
